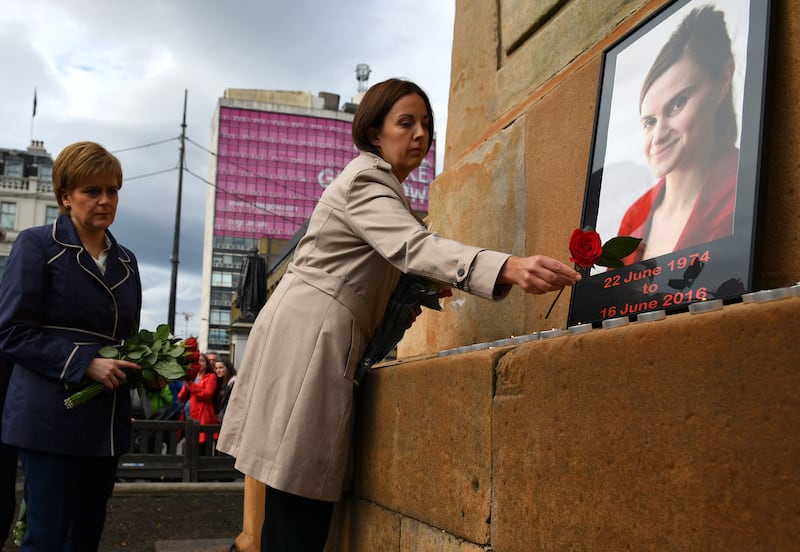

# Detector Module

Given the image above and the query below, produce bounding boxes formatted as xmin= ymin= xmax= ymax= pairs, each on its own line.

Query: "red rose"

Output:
xmin=180 ymin=336 xmax=198 ymax=351
xmin=186 ymin=362 xmax=200 ymax=380
xmin=568 ymin=228 xmax=602 ymax=268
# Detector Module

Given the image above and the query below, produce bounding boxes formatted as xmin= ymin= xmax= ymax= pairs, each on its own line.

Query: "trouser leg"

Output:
xmin=261 ymin=485 xmax=334 ymax=552
xmin=19 ymin=449 xmax=117 ymax=552
xmin=0 ymin=443 xmax=17 ymax=545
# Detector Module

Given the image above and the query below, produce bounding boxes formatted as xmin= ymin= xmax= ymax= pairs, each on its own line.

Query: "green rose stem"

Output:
xmin=544 ymin=287 xmax=565 ymax=319
xmin=63 ymin=380 xmax=124 ymax=409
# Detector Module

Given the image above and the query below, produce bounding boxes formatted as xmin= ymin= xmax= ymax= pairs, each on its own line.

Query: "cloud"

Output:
xmin=0 ymin=0 xmax=454 ymax=340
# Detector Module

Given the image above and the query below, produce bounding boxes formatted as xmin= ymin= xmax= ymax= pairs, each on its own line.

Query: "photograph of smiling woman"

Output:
xmin=592 ymin=0 xmax=748 ymax=268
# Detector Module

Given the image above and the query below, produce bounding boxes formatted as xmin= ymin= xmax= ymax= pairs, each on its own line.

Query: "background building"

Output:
xmin=199 ymin=88 xmax=436 ymax=353
xmin=0 ymin=141 xmax=55 ymax=279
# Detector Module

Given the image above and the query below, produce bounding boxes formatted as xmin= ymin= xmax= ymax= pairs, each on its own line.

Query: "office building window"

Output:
xmin=209 ymin=309 xmax=231 ymax=326
xmin=211 ymin=289 xmax=234 ymax=307
xmin=208 ymin=328 xmax=230 ymax=346
xmin=211 ymin=271 xmax=233 ymax=287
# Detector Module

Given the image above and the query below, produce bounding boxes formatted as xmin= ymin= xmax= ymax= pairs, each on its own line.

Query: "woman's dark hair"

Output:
xmin=640 ymin=5 xmax=737 ymax=147
xmin=197 ymin=353 xmax=210 ymax=375
xmin=215 ymin=359 xmax=236 ymax=386
xmin=352 ymin=78 xmax=434 ymax=156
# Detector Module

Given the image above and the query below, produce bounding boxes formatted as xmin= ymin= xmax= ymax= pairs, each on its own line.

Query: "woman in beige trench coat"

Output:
xmin=216 ymin=78 xmax=580 ymax=551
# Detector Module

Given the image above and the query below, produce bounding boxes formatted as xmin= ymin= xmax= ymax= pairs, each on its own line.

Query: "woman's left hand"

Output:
xmin=84 ymin=358 xmax=141 ymax=390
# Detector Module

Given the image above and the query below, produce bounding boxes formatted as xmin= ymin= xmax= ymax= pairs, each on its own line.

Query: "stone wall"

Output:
xmin=327 ymin=0 xmax=800 ymax=550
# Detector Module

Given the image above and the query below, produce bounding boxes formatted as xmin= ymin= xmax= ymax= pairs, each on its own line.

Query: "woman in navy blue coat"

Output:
xmin=0 ymin=141 xmax=142 ymax=550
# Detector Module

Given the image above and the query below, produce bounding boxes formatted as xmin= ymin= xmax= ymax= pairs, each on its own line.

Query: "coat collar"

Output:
xmin=357 ymin=152 xmax=414 ymax=214
xmin=50 ymin=214 xmax=134 ymax=288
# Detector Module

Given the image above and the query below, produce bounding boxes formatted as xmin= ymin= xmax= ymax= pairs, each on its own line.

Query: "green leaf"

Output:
xmin=138 ymin=329 xmax=155 ymax=344
xmin=602 ymin=236 xmax=641 ymax=261
xmin=144 ymin=351 xmax=159 ymax=367
xmin=141 ymin=368 xmax=158 ymax=387
xmin=596 ymin=256 xmax=625 ymax=269
xmin=166 ymin=344 xmax=185 ymax=358
xmin=156 ymin=324 xmax=172 ymax=340
xmin=153 ymin=358 xmax=187 ymax=380
xmin=126 ymin=348 xmax=146 ymax=360
xmin=98 ymin=346 xmax=120 ymax=359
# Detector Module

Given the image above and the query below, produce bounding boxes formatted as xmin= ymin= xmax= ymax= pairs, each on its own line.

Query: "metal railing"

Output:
xmin=117 ymin=419 xmax=241 ymax=482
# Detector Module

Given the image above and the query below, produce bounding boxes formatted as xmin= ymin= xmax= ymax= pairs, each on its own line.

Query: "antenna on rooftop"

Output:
xmin=356 ymin=64 xmax=371 ymax=94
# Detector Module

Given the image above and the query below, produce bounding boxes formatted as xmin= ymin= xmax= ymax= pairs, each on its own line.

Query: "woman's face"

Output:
xmin=61 ymin=173 xmax=119 ymax=235
xmin=198 ymin=355 xmax=208 ymax=373
xmin=369 ymin=93 xmax=431 ymax=182
xmin=214 ymin=361 xmax=227 ymax=378
xmin=640 ymin=54 xmax=720 ymax=178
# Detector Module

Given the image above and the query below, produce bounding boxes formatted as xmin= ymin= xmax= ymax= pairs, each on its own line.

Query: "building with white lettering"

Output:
xmin=199 ymin=89 xmax=436 ymax=353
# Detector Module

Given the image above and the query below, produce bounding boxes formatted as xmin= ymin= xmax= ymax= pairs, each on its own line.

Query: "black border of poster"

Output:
xmin=568 ymin=0 xmax=772 ymax=327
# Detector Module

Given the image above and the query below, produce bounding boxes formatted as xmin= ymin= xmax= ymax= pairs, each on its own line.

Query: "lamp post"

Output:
xmin=168 ymin=89 xmax=187 ymax=333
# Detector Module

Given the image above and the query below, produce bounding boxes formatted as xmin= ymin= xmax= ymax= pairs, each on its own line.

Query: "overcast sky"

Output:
xmin=0 ymin=0 xmax=455 ymax=340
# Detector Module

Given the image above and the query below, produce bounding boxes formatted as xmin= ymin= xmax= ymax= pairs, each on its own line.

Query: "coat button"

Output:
xmin=457 ymin=268 xmax=465 ymax=277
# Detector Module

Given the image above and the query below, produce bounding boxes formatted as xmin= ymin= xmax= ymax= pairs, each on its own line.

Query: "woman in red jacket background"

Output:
xmin=178 ymin=353 xmax=218 ymax=442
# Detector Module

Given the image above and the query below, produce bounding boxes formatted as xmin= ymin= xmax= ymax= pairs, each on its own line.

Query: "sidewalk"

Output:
xmin=155 ymin=538 xmax=234 ymax=552
xmin=3 ymin=482 xmax=244 ymax=552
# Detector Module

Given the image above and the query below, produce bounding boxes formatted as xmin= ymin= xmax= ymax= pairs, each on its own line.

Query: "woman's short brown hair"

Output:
xmin=53 ymin=141 xmax=123 ymax=214
xmin=352 ymin=78 xmax=435 ymax=156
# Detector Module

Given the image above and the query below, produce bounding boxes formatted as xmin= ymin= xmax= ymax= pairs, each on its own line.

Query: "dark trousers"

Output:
xmin=18 ymin=449 xmax=118 ymax=552
xmin=262 ymin=486 xmax=334 ymax=552
xmin=0 ymin=443 xmax=16 ymax=545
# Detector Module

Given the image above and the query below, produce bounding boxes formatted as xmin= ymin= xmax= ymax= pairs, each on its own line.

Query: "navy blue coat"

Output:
xmin=0 ymin=215 xmax=141 ymax=456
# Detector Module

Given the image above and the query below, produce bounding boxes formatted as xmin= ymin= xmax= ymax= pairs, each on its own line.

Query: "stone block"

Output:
xmin=446 ymin=0 xmax=499 ymax=165
xmin=326 ymin=497 xmax=400 ymax=552
xmin=492 ymin=298 xmax=800 ymax=551
xmin=400 ymin=516 xmax=487 ymax=552
xmin=522 ymin=55 xmax=601 ymax=328
xmin=757 ymin=0 xmax=800 ymax=288
xmin=400 ymin=120 xmax=526 ymax=358
xmin=353 ymin=350 xmax=499 ymax=544
xmin=500 ymin=0 xmax=565 ymax=56
xmin=495 ymin=0 xmax=649 ymax=120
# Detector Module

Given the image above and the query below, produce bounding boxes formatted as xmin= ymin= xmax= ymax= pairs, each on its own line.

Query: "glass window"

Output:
xmin=208 ymin=328 xmax=230 ymax=346
xmin=211 ymin=289 xmax=234 ymax=306
xmin=209 ymin=309 xmax=231 ymax=325
xmin=45 ymin=205 xmax=59 ymax=224
xmin=4 ymin=160 xmax=23 ymax=178
xmin=1 ymin=203 xmax=16 ymax=230
xmin=211 ymin=271 xmax=233 ymax=287
xmin=38 ymin=165 xmax=53 ymax=182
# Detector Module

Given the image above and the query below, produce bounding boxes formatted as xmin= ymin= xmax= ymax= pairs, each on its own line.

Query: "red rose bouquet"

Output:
xmin=545 ymin=227 xmax=641 ymax=318
xmin=64 ymin=324 xmax=199 ymax=409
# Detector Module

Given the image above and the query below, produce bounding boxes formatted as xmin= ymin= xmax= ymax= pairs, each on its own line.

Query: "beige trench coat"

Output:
xmin=217 ymin=153 xmax=511 ymax=501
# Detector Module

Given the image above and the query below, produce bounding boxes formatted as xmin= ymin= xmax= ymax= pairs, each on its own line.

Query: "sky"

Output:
xmin=0 ymin=0 xmax=455 ymax=340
